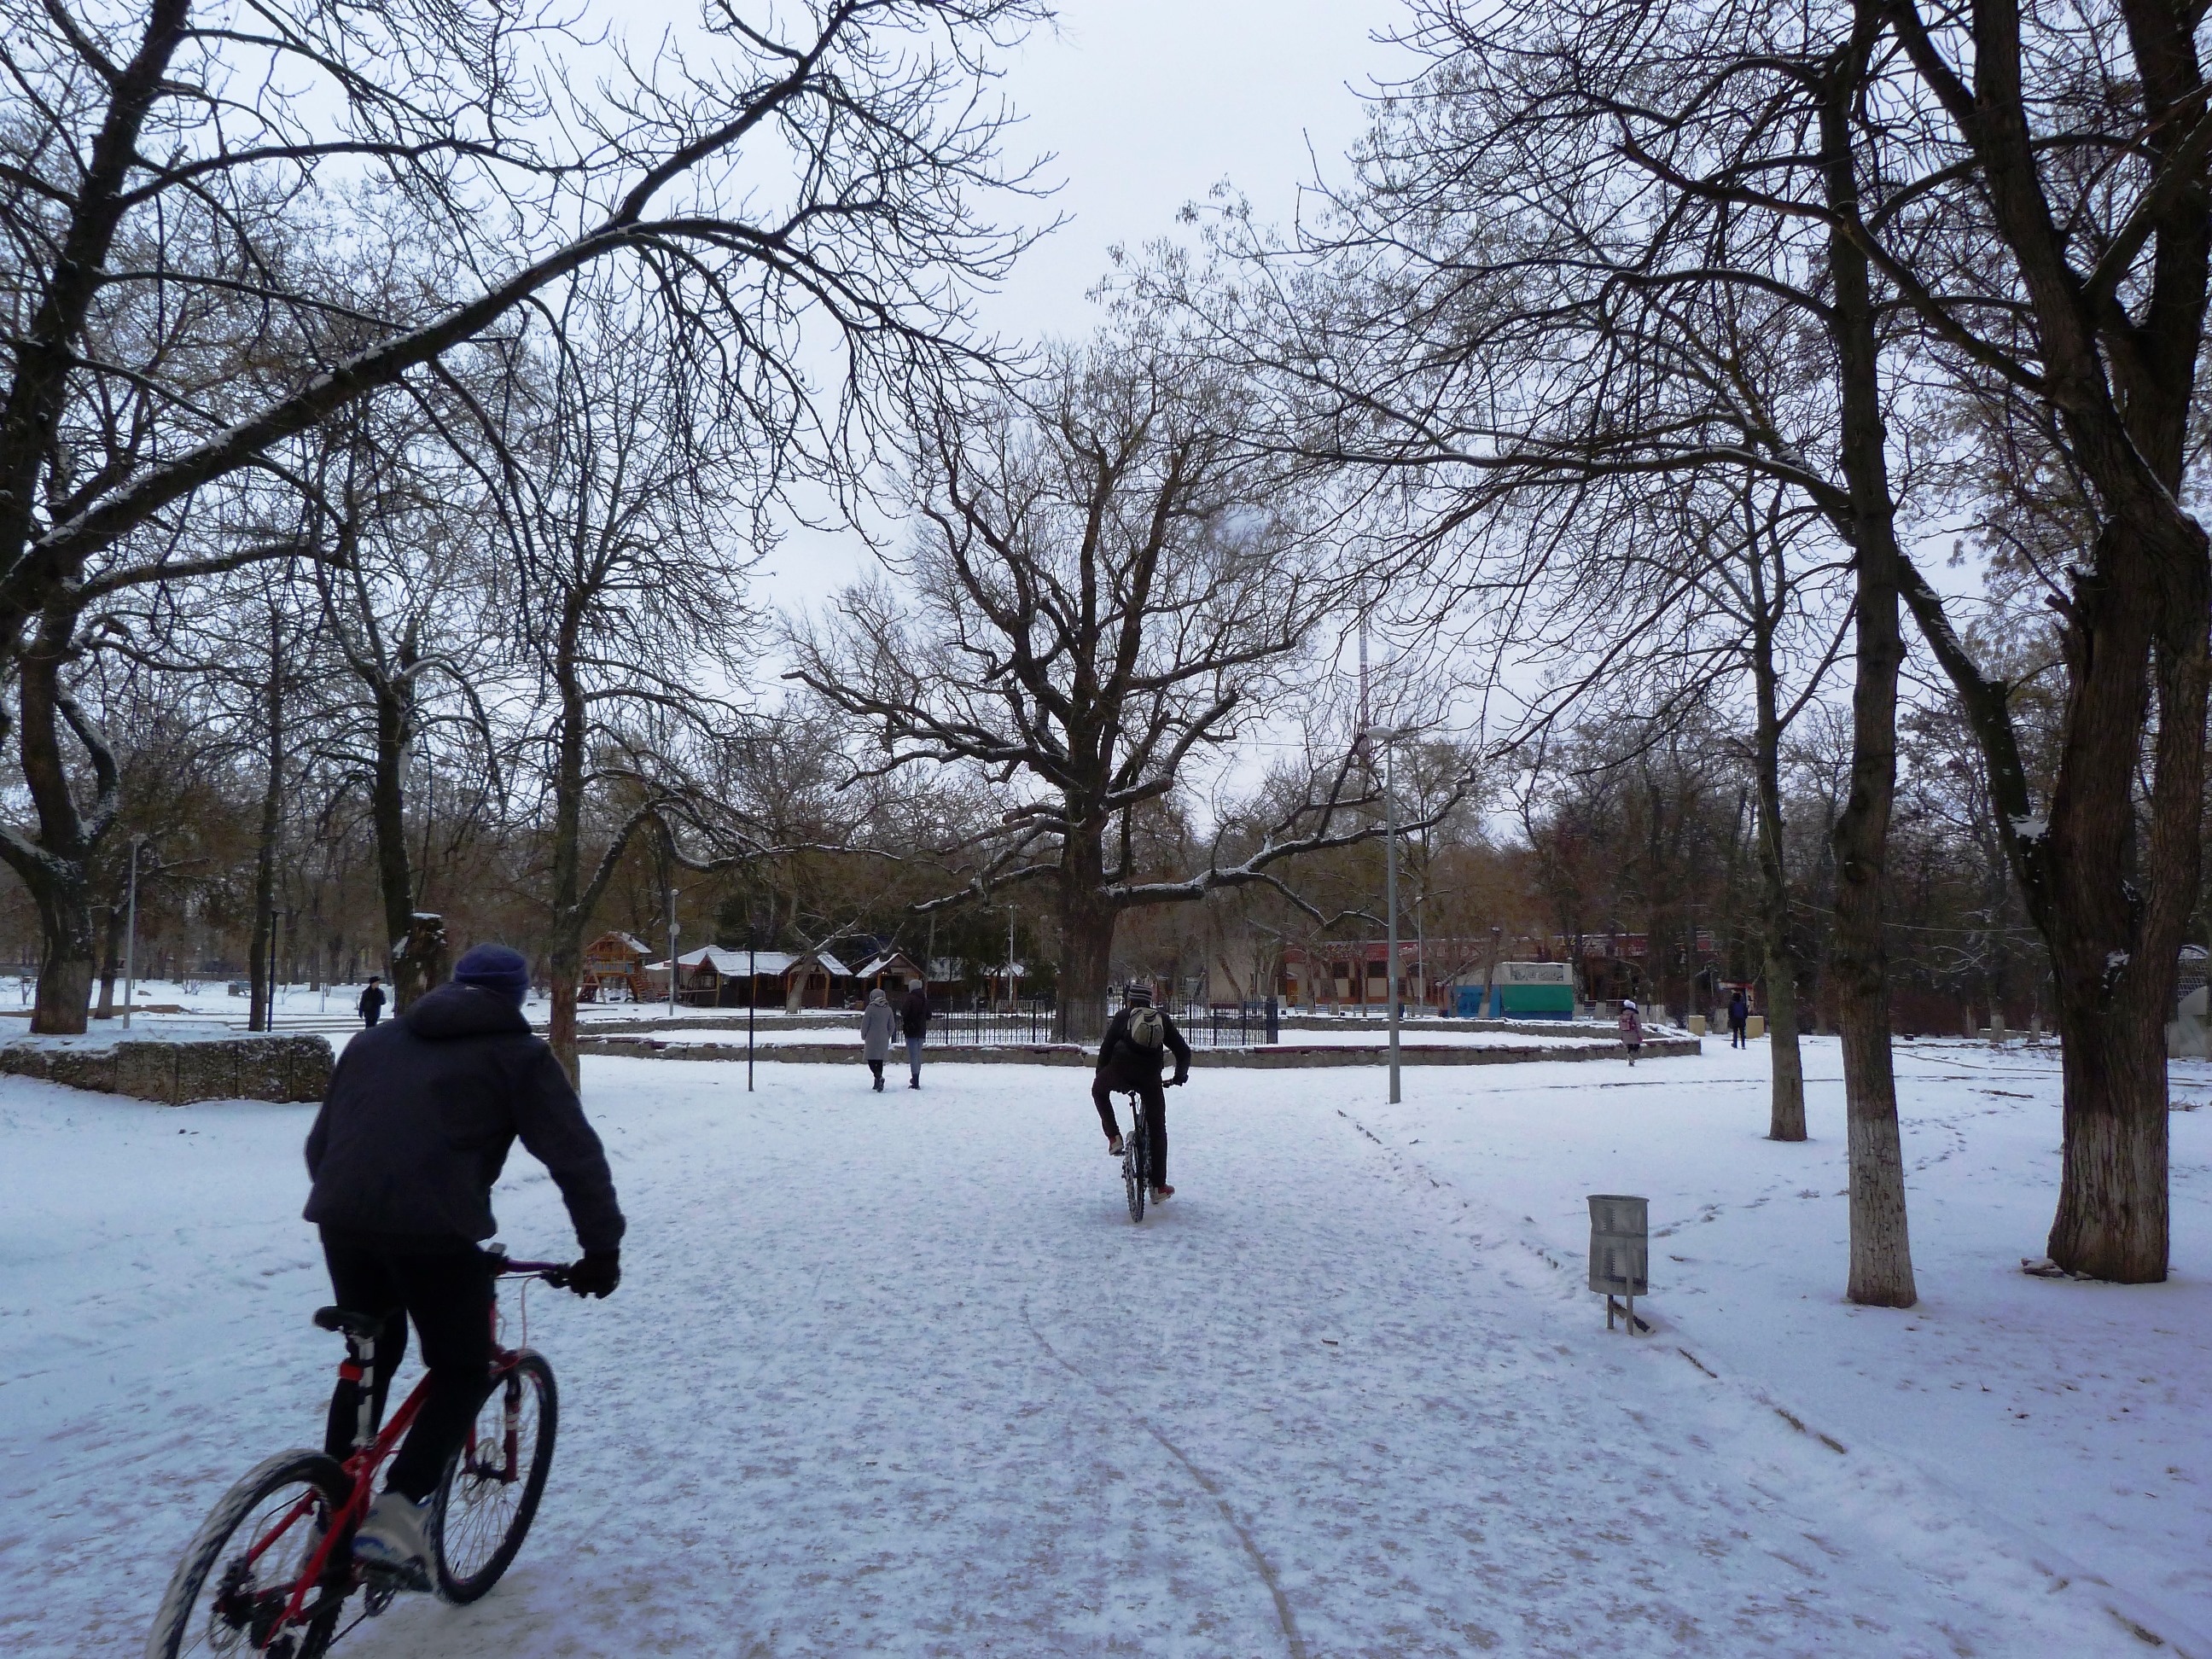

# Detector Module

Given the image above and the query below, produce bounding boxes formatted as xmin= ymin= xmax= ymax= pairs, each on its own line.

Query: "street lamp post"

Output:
xmin=1382 ymin=740 xmax=1401 ymax=1103
xmin=1361 ymin=724 xmax=1419 ymax=1105
xmin=666 ymin=888 xmax=678 ymax=1020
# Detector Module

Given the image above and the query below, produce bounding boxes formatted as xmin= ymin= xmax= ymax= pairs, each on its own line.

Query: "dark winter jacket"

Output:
xmin=304 ymin=981 xmax=626 ymax=1254
xmin=900 ymin=986 xmax=930 ymax=1039
xmin=358 ymin=983 xmax=386 ymax=1019
xmin=1727 ymin=992 xmax=1749 ymax=1032
xmin=1095 ymin=1005 xmax=1191 ymax=1088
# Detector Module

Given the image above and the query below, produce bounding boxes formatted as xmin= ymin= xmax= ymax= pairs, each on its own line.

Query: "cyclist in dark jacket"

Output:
xmin=1092 ymin=983 xmax=1190 ymax=1201
xmin=303 ymin=944 xmax=624 ymax=1580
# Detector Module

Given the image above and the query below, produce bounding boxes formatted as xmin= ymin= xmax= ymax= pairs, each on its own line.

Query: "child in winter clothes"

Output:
xmin=1619 ymin=998 xmax=1644 ymax=1065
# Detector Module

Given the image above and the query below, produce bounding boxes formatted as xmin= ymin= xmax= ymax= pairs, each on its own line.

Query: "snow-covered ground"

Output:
xmin=2 ymin=1038 xmax=2204 ymax=1655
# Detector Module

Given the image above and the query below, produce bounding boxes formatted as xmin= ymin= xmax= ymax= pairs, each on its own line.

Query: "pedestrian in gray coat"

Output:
xmin=860 ymin=987 xmax=897 ymax=1091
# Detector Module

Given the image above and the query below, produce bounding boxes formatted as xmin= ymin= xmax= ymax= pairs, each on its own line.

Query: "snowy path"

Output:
xmin=0 ymin=1056 xmax=2174 ymax=1655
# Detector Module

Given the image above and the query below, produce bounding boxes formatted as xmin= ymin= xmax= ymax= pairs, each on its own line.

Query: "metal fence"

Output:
xmin=926 ymin=998 xmax=1279 ymax=1050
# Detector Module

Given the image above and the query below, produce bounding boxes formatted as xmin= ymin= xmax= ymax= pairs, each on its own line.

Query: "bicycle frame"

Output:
xmin=253 ymin=1260 xmax=563 ymax=1640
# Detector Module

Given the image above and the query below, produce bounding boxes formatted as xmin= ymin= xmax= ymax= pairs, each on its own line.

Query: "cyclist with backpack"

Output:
xmin=1091 ymin=982 xmax=1190 ymax=1202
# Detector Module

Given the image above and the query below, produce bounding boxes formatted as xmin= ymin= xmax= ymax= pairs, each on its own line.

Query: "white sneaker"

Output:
xmin=352 ymin=1491 xmax=432 ymax=1575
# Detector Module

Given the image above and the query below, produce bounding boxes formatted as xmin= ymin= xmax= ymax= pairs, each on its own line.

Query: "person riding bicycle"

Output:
xmin=1092 ymin=981 xmax=1190 ymax=1202
xmin=302 ymin=945 xmax=625 ymax=1580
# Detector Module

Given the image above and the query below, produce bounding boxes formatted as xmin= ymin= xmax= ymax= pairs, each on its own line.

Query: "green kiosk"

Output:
xmin=1461 ymin=960 xmax=1576 ymax=1019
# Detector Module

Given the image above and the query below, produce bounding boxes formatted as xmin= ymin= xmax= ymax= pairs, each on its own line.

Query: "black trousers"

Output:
xmin=1091 ymin=1074 xmax=1167 ymax=1187
xmin=320 ymin=1228 xmax=495 ymax=1502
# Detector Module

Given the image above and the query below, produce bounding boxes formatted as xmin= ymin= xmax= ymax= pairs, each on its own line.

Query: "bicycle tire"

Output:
xmin=433 ymin=1348 xmax=557 ymax=1604
xmin=1124 ymin=1107 xmax=1146 ymax=1224
xmin=144 ymin=1448 xmax=352 ymax=1659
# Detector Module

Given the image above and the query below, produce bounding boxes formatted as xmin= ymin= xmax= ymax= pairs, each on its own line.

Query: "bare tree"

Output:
xmin=0 ymin=0 xmax=1050 ymax=1029
xmin=790 ymin=338 xmax=1410 ymax=1033
xmin=1143 ymin=0 xmax=1930 ymax=1302
xmin=491 ymin=296 xmax=761 ymax=1084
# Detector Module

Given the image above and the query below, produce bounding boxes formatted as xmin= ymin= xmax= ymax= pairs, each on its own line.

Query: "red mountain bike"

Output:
xmin=145 ymin=1251 xmax=570 ymax=1658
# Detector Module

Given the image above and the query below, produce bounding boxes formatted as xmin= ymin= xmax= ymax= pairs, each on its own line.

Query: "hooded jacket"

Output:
xmin=303 ymin=981 xmax=625 ymax=1254
xmin=900 ymin=985 xmax=930 ymax=1039
xmin=861 ymin=989 xmax=897 ymax=1062
xmin=1096 ymin=1004 xmax=1191 ymax=1087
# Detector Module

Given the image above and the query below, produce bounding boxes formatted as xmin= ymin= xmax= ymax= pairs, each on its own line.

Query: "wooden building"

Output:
xmin=643 ymin=946 xmax=854 ymax=1010
xmin=578 ymin=932 xmax=650 ymax=1003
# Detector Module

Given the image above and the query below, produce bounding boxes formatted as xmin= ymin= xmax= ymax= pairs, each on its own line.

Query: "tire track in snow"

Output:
xmin=1018 ymin=1299 xmax=1308 ymax=1659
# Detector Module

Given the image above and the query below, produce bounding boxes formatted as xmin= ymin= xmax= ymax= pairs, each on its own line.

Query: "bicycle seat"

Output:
xmin=313 ymin=1307 xmax=386 ymax=1340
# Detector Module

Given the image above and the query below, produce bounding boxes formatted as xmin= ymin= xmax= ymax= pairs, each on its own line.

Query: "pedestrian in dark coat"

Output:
xmin=861 ymin=987 xmax=896 ymax=1091
xmin=1092 ymin=985 xmax=1191 ymax=1197
xmin=358 ymin=975 xmax=386 ymax=1028
xmin=302 ymin=944 xmax=623 ymax=1571
xmin=900 ymin=982 xmax=930 ymax=1088
xmin=1727 ymin=989 xmax=1749 ymax=1049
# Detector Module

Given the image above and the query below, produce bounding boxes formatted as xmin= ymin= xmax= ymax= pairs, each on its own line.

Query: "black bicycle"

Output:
xmin=1118 ymin=1089 xmax=1148 ymax=1224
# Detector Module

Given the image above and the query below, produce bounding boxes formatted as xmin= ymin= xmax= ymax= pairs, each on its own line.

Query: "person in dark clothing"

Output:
xmin=1091 ymin=982 xmax=1190 ymax=1200
xmin=358 ymin=975 xmax=386 ymax=1028
xmin=303 ymin=943 xmax=624 ymax=1579
xmin=1727 ymin=989 xmax=1750 ymax=1050
xmin=900 ymin=983 xmax=930 ymax=1088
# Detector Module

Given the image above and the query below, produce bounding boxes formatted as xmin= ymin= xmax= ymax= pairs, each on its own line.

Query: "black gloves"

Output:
xmin=1170 ymin=1072 xmax=1188 ymax=1088
xmin=563 ymin=1249 xmax=620 ymax=1299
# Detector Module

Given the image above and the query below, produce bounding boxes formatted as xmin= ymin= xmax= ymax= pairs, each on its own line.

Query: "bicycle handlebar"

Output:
xmin=498 ymin=1258 xmax=572 ymax=1280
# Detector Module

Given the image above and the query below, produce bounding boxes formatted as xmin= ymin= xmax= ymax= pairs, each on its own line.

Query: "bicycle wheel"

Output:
xmin=433 ymin=1348 xmax=557 ymax=1604
xmin=144 ymin=1449 xmax=351 ymax=1659
xmin=1124 ymin=1115 xmax=1146 ymax=1224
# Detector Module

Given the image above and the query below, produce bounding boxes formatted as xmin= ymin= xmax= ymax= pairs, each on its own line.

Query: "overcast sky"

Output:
xmin=754 ymin=0 xmax=1415 ymax=608
xmin=978 ymin=1 xmax=1407 ymax=341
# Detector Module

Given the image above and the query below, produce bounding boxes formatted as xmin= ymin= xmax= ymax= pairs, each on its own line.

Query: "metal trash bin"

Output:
xmin=1587 ymin=1194 xmax=1650 ymax=1333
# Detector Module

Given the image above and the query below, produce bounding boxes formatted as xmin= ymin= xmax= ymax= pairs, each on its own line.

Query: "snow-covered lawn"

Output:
xmin=2 ymin=1039 xmax=2204 ymax=1655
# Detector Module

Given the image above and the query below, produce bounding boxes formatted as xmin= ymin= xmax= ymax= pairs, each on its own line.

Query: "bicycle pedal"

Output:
xmin=360 ymin=1558 xmax=432 ymax=1598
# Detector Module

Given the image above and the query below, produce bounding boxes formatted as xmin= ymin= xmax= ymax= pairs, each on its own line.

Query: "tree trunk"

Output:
xmin=2035 ymin=509 xmax=2206 ymax=1279
xmin=1055 ymin=818 xmax=1117 ymax=1043
xmin=544 ymin=609 xmax=589 ymax=1087
xmin=396 ymin=912 xmax=448 ymax=1003
xmin=28 ymin=872 xmax=95 ymax=1034
xmin=547 ymin=955 xmax=580 ymax=1087
xmin=15 ymin=612 xmax=103 ymax=1034
xmin=1749 ymin=577 xmax=1807 ymax=1141
xmin=248 ymin=660 xmax=282 ymax=1032
xmin=366 ymin=668 xmax=428 ymax=1008
xmin=94 ymin=905 xmax=121 ymax=1018
xmin=1823 ymin=24 xmax=1915 ymax=1307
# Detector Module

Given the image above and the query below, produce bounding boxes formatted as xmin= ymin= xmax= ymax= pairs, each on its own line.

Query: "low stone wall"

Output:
xmin=576 ymin=1036 xmax=1701 ymax=1069
xmin=0 ymin=1033 xmax=333 ymax=1104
